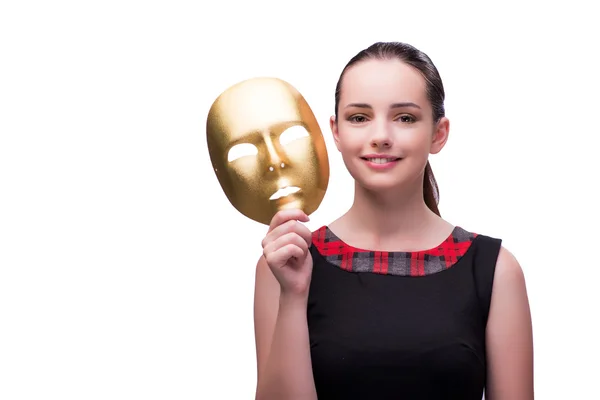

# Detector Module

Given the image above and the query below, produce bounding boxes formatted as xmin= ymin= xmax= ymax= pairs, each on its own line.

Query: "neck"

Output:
xmin=346 ymin=177 xmax=439 ymax=239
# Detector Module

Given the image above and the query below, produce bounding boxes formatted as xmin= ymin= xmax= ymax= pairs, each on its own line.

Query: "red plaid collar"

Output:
xmin=311 ymin=226 xmax=477 ymax=276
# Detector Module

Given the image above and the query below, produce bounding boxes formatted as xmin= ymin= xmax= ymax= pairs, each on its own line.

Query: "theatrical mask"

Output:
xmin=206 ymin=77 xmax=329 ymax=225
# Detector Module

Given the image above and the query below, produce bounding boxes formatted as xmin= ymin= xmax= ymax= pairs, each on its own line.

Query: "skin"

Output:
xmin=253 ymin=58 xmax=534 ymax=399
xmin=328 ymin=58 xmax=452 ymax=249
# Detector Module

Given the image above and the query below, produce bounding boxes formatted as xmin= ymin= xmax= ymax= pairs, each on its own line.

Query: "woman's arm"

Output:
xmin=485 ymin=246 xmax=534 ymax=399
xmin=253 ymin=255 xmax=317 ymax=400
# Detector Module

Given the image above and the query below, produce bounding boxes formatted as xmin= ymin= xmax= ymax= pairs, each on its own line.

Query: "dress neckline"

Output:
xmin=324 ymin=225 xmax=460 ymax=254
xmin=311 ymin=225 xmax=478 ymax=276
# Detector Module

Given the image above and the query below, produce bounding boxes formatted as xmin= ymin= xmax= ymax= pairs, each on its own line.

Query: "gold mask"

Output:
xmin=206 ymin=77 xmax=329 ymax=225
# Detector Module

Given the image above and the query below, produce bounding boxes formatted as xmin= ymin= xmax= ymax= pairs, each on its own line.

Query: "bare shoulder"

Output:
xmin=485 ymin=245 xmax=534 ymax=399
xmin=495 ymin=246 xmax=525 ymax=282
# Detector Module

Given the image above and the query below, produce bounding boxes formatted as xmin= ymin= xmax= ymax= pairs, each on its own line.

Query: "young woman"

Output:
xmin=253 ymin=42 xmax=534 ymax=400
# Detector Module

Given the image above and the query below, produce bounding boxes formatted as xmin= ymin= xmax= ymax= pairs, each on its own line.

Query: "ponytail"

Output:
xmin=423 ymin=161 xmax=440 ymax=216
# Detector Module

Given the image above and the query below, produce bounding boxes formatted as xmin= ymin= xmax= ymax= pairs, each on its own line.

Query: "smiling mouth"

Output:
xmin=361 ymin=157 xmax=402 ymax=164
xmin=269 ymin=186 xmax=301 ymax=200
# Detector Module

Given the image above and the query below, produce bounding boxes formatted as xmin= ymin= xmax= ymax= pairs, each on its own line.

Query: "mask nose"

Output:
xmin=268 ymin=161 xmax=287 ymax=172
xmin=263 ymin=134 xmax=288 ymax=174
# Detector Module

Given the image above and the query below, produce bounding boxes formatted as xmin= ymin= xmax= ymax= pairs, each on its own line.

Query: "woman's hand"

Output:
xmin=261 ymin=209 xmax=314 ymax=297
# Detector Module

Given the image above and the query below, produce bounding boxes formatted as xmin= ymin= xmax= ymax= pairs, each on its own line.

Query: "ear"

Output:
xmin=329 ymin=115 xmax=341 ymax=151
xmin=430 ymin=117 xmax=450 ymax=155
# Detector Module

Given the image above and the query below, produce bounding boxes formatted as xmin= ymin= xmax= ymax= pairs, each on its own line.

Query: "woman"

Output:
xmin=253 ymin=42 xmax=534 ymax=399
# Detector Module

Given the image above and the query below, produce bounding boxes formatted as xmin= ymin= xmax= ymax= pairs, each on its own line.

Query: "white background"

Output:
xmin=1 ymin=1 xmax=598 ymax=399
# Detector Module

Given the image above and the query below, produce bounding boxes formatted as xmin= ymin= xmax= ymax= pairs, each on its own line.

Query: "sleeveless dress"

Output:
xmin=307 ymin=225 xmax=502 ymax=400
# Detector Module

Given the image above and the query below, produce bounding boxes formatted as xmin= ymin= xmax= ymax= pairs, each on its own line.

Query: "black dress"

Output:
xmin=307 ymin=225 xmax=502 ymax=400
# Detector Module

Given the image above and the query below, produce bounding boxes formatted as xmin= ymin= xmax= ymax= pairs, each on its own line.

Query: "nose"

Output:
xmin=370 ymin=121 xmax=393 ymax=148
xmin=263 ymin=134 xmax=289 ymax=173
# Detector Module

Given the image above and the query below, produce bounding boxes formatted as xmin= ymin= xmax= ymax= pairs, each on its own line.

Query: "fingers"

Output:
xmin=263 ymin=232 xmax=309 ymax=269
xmin=262 ymin=218 xmax=312 ymax=249
xmin=261 ymin=209 xmax=313 ymax=270
xmin=267 ymin=209 xmax=309 ymax=233
xmin=263 ymin=231 xmax=309 ymax=259
xmin=264 ymin=243 xmax=305 ymax=270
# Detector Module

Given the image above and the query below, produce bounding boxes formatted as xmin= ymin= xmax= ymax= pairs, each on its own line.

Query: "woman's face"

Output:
xmin=331 ymin=58 xmax=448 ymax=193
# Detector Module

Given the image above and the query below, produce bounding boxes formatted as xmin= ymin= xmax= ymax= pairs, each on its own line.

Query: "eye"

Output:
xmin=348 ymin=115 xmax=368 ymax=123
xmin=397 ymin=115 xmax=416 ymax=123
xmin=227 ymin=143 xmax=258 ymax=162
xmin=279 ymin=125 xmax=309 ymax=146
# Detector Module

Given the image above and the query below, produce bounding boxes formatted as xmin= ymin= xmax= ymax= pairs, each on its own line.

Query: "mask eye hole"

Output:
xmin=279 ymin=125 xmax=309 ymax=146
xmin=227 ymin=143 xmax=258 ymax=162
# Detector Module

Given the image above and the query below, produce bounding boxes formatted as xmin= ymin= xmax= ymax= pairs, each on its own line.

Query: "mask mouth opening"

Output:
xmin=269 ymin=186 xmax=301 ymax=200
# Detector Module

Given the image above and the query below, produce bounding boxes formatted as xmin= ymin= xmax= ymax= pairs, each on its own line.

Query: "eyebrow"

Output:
xmin=345 ymin=102 xmax=422 ymax=110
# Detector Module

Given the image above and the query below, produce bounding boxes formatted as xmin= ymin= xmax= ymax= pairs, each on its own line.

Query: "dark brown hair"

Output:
xmin=334 ymin=42 xmax=445 ymax=216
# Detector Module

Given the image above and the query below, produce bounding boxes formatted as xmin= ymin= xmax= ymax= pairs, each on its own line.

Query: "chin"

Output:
xmin=352 ymin=170 xmax=423 ymax=194
xmin=347 ymin=169 xmax=398 ymax=188
xmin=359 ymin=179 xmax=406 ymax=194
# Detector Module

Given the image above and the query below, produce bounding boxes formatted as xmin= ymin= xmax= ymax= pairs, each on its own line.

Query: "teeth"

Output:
xmin=269 ymin=186 xmax=301 ymax=200
xmin=367 ymin=157 xmax=397 ymax=164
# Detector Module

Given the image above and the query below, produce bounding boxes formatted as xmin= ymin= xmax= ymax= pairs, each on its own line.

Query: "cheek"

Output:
xmin=338 ymin=143 xmax=361 ymax=167
xmin=335 ymin=131 xmax=362 ymax=153
xmin=336 ymin=141 xmax=363 ymax=174
xmin=397 ymin=129 xmax=432 ymax=153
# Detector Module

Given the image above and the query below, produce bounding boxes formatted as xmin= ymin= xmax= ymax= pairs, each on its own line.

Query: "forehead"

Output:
xmin=340 ymin=59 xmax=428 ymax=105
xmin=210 ymin=79 xmax=303 ymax=142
